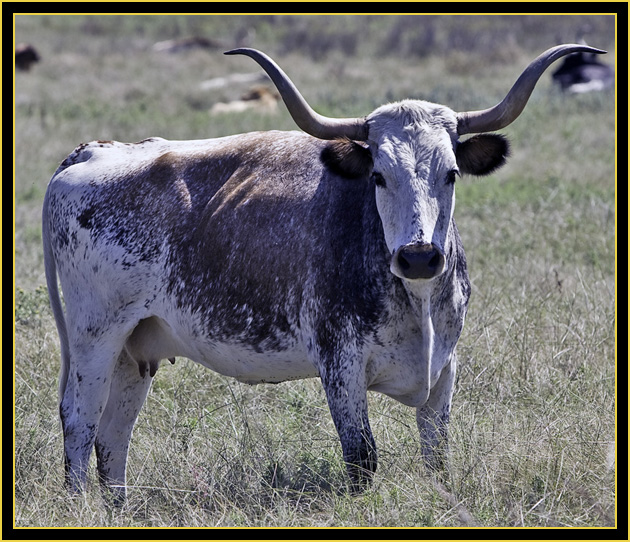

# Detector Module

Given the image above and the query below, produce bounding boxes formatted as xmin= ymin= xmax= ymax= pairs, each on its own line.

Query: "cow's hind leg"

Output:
xmin=319 ymin=349 xmax=376 ymax=493
xmin=95 ymin=348 xmax=153 ymax=505
xmin=60 ymin=337 xmax=123 ymax=495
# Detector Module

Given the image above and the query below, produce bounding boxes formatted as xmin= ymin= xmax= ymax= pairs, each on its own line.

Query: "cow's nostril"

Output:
xmin=428 ymin=253 xmax=441 ymax=269
xmin=398 ymin=253 xmax=411 ymax=271
xmin=394 ymin=243 xmax=445 ymax=280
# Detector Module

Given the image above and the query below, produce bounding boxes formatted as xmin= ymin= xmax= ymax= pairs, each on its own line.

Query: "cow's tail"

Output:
xmin=42 ymin=190 xmax=71 ymax=406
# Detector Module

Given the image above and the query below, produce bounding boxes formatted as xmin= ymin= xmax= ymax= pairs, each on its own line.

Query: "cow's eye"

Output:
xmin=372 ymin=172 xmax=386 ymax=188
xmin=446 ymin=169 xmax=459 ymax=185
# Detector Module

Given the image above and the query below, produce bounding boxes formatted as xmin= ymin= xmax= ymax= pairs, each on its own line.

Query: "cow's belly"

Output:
xmin=190 ymin=342 xmax=318 ymax=384
xmin=124 ymin=314 xmax=318 ymax=384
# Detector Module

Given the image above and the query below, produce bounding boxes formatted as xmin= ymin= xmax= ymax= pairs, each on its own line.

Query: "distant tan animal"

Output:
xmin=210 ymin=84 xmax=280 ymax=115
xmin=15 ymin=44 xmax=40 ymax=71
xmin=200 ymin=71 xmax=267 ymax=90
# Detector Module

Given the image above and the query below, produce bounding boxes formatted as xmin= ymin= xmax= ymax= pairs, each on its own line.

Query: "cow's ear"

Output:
xmin=321 ymin=138 xmax=373 ymax=179
xmin=456 ymin=134 xmax=510 ymax=176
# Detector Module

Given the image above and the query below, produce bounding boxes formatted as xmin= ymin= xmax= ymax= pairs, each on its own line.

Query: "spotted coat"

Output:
xmin=43 ymin=113 xmax=488 ymax=500
xmin=44 ymin=43 xmax=603 ymax=503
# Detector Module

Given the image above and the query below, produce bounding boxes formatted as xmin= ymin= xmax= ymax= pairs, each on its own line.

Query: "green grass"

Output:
xmin=13 ymin=14 xmax=616 ymax=528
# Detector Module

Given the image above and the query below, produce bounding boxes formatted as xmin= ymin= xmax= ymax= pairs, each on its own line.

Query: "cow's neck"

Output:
xmin=404 ymin=280 xmax=435 ymax=379
xmin=401 ymin=279 xmax=435 ymax=341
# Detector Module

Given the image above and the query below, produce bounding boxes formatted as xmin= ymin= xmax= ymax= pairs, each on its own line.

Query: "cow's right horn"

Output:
xmin=457 ymin=44 xmax=607 ymax=135
xmin=225 ymin=48 xmax=368 ymax=141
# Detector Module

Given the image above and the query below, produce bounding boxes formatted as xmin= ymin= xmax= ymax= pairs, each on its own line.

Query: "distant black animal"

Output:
xmin=15 ymin=44 xmax=40 ymax=71
xmin=552 ymin=50 xmax=614 ymax=93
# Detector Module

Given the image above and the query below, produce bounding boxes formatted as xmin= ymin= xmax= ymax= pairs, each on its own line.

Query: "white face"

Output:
xmin=367 ymin=101 xmax=460 ymax=280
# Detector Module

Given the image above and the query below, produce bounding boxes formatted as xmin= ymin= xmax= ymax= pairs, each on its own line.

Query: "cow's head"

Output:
xmin=363 ymin=100 xmax=509 ymax=280
xmin=226 ymin=45 xmax=605 ymax=282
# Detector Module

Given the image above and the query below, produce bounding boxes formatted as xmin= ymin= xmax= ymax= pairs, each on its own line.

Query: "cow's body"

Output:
xmin=43 ymin=45 xmax=603 ymax=501
xmin=48 ymin=130 xmax=471 ymax=394
xmin=44 ymin=129 xmax=468 ymax=497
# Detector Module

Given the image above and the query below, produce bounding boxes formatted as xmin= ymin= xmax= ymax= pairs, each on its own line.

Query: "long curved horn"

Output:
xmin=225 ymin=48 xmax=368 ymax=141
xmin=457 ymin=44 xmax=607 ymax=135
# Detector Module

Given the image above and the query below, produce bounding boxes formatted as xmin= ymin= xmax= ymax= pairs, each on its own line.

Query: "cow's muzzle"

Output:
xmin=392 ymin=242 xmax=445 ymax=280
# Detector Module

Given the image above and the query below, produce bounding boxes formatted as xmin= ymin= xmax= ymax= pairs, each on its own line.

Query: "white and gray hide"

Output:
xmin=42 ymin=44 xmax=605 ymax=503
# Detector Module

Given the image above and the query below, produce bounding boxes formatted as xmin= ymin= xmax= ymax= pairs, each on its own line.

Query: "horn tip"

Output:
xmin=224 ymin=47 xmax=259 ymax=56
xmin=565 ymin=43 xmax=607 ymax=55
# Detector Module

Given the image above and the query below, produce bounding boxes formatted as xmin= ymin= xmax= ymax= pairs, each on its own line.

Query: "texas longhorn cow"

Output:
xmin=43 ymin=44 xmax=604 ymax=501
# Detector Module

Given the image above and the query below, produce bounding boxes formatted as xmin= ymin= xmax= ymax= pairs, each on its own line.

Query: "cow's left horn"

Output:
xmin=225 ymin=48 xmax=368 ymax=141
xmin=457 ymin=44 xmax=607 ymax=135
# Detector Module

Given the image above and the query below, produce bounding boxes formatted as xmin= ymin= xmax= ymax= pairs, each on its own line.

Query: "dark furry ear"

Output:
xmin=456 ymin=134 xmax=510 ymax=176
xmin=321 ymin=138 xmax=373 ymax=179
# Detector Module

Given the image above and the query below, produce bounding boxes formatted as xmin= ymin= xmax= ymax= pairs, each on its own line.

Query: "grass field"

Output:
xmin=13 ymin=14 xmax=617 ymax=529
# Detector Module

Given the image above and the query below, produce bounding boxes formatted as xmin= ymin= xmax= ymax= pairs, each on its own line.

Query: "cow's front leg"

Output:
xmin=319 ymin=351 xmax=376 ymax=493
xmin=416 ymin=352 xmax=456 ymax=477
